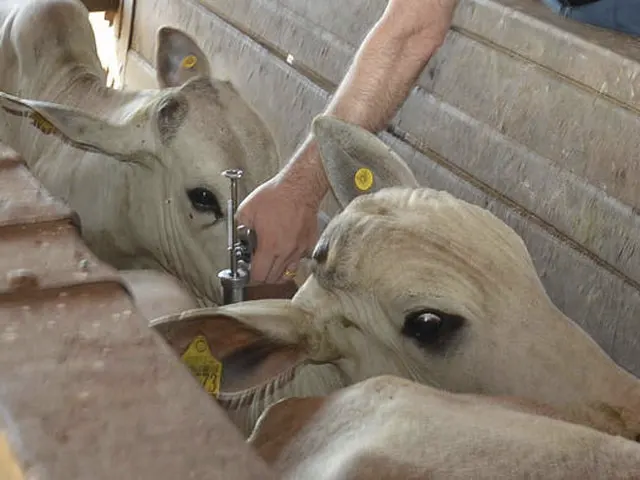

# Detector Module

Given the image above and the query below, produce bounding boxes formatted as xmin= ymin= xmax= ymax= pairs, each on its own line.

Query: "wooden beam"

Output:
xmin=113 ymin=0 xmax=135 ymax=89
xmin=81 ymin=0 xmax=120 ymax=12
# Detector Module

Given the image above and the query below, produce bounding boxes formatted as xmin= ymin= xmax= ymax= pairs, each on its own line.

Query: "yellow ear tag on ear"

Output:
xmin=354 ymin=167 xmax=374 ymax=192
xmin=181 ymin=55 xmax=198 ymax=69
xmin=30 ymin=112 xmax=56 ymax=135
xmin=181 ymin=335 xmax=222 ymax=398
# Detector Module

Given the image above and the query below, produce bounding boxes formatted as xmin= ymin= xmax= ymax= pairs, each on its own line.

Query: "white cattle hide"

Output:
xmin=249 ymin=375 xmax=640 ymax=480
xmin=0 ymin=0 xmax=280 ymax=306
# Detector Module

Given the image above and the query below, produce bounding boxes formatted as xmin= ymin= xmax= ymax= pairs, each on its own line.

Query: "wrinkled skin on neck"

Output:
xmin=0 ymin=0 xmax=280 ymax=305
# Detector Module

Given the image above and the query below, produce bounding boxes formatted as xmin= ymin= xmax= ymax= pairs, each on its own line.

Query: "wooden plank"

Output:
xmin=193 ymin=0 xmax=640 ymax=108
xmin=453 ymin=0 xmax=640 ymax=108
xmin=112 ymin=0 xmax=135 ymax=89
xmin=393 ymin=78 xmax=640 ymax=291
xmin=125 ymin=0 xmax=640 ymax=376
xmin=403 ymin=29 xmax=640 ymax=211
xmin=129 ymin=0 xmax=640 ymax=298
xmin=80 ymin=0 xmax=120 ymax=11
xmin=123 ymin=49 xmax=157 ymax=89
xmin=0 ymin=284 xmax=274 ymax=479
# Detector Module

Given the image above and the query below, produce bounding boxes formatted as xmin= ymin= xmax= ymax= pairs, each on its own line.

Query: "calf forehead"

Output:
xmin=315 ymin=188 xmax=535 ymax=288
xmin=174 ymin=80 xmax=277 ymax=182
xmin=180 ymin=79 xmax=271 ymax=140
xmin=351 ymin=188 xmax=525 ymax=257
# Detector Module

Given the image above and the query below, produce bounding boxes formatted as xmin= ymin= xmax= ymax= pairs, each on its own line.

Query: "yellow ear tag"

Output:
xmin=30 ymin=112 xmax=56 ymax=135
xmin=354 ymin=167 xmax=374 ymax=192
xmin=181 ymin=55 xmax=198 ymax=69
xmin=181 ymin=335 xmax=222 ymax=398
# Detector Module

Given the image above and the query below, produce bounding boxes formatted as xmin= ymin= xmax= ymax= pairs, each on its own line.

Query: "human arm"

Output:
xmin=237 ymin=0 xmax=459 ymax=284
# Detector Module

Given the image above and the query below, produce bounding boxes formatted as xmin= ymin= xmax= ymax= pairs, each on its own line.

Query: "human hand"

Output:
xmin=236 ymin=173 xmax=321 ymax=284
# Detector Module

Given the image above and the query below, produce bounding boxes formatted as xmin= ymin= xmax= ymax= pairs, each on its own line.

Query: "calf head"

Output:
xmin=207 ymin=116 xmax=640 ymax=441
xmin=0 ymin=27 xmax=280 ymax=305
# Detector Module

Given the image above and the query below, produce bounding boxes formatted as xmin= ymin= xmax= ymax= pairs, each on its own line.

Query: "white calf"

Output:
xmin=249 ymin=375 xmax=640 ymax=479
xmin=0 ymin=0 xmax=280 ymax=306
xmin=154 ymin=116 xmax=640 ymax=443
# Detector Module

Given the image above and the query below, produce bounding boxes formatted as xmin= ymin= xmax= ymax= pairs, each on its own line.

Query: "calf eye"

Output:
xmin=186 ymin=187 xmax=223 ymax=218
xmin=401 ymin=309 xmax=465 ymax=348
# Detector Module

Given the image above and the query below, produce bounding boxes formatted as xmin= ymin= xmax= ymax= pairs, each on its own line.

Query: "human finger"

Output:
xmin=265 ymin=245 xmax=298 ymax=284
xmin=276 ymin=246 xmax=307 ymax=284
xmin=278 ymin=254 xmax=299 ymax=282
xmin=249 ymin=247 xmax=277 ymax=284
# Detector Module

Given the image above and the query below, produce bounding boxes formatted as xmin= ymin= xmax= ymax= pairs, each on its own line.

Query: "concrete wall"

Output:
xmin=123 ymin=0 xmax=640 ymax=376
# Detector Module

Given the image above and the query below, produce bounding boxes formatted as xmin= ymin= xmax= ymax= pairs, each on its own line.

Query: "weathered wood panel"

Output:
xmin=81 ymin=0 xmax=120 ymax=11
xmin=111 ymin=0 xmax=135 ymax=89
xmin=196 ymin=0 xmax=640 ymax=106
xmin=124 ymin=0 xmax=640 ymax=376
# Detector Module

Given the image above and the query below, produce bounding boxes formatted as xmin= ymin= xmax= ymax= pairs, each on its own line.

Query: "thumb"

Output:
xmin=248 ymin=247 xmax=272 ymax=284
xmin=236 ymin=197 xmax=254 ymax=227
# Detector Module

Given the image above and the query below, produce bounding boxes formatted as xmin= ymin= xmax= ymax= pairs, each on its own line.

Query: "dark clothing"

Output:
xmin=542 ymin=0 xmax=640 ymax=36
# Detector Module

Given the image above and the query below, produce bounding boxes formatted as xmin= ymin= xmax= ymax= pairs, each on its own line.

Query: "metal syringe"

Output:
xmin=217 ymin=169 xmax=255 ymax=305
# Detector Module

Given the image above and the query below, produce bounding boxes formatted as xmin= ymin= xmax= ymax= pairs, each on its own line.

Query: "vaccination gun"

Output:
xmin=217 ymin=169 xmax=256 ymax=305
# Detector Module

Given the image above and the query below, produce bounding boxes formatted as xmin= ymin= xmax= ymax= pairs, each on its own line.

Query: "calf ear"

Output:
xmin=156 ymin=26 xmax=211 ymax=88
xmin=150 ymin=299 xmax=340 ymax=361
xmin=312 ymin=115 xmax=419 ymax=209
xmin=193 ymin=300 xmax=306 ymax=345
xmin=0 ymin=91 xmax=148 ymax=163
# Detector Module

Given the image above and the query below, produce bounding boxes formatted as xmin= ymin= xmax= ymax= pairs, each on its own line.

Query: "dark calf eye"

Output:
xmin=401 ymin=309 xmax=465 ymax=348
xmin=186 ymin=187 xmax=223 ymax=218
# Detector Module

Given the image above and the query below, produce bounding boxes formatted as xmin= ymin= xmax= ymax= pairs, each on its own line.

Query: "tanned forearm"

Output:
xmin=281 ymin=2 xmax=453 ymax=206
xmin=325 ymin=20 xmax=442 ymax=132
